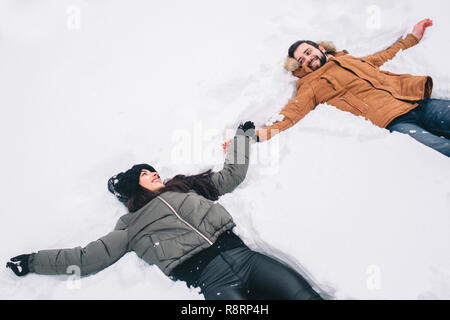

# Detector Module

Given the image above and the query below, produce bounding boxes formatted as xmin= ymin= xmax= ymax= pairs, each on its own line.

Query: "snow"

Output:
xmin=1 ymin=0 xmax=450 ymax=300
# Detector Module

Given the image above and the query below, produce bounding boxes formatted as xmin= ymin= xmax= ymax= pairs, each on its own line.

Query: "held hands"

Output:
xmin=222 ymin=121 xmax=257 ymax=152
xmin=6 ymin=254 xmax=31 ymax=277
xmin=412 ymin=18 xmax=433 ymax=41
xmin=237 ymin=121 xmax=256 ymax=133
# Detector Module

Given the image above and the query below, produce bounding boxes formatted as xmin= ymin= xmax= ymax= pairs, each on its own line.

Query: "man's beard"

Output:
xmin=310 ymin=51 xmax=328 ymax=70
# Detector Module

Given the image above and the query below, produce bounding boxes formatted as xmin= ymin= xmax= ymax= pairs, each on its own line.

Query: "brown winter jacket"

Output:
xmin=256 ymin=33 xmax=433 ymax=141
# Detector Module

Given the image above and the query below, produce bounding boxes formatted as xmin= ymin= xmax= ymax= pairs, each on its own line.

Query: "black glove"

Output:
xmin=237 ymin=121 xmax=259 ymax=142
xmin=236 ymin=120 xmax=255 ymax=137
xmin=6 ymin=254 xmax=31 ymax=277
xmin=238 ymin=121 xmax=255 ymax=132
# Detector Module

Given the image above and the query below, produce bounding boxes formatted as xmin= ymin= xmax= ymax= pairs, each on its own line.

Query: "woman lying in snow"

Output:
xmin=6 ymin=121 xmax=322 ymax=300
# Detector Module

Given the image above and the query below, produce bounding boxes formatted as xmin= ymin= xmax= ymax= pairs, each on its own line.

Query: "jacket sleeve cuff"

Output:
xmin=255 ymin=129 xmax=268 ymax=142
xmin=235 ymin=127 xmax=256 ymax=139
xmin=405 ymin=33 xmax=420 ymax=47
xmin=28 ymin=253 xmax=36 ymax=273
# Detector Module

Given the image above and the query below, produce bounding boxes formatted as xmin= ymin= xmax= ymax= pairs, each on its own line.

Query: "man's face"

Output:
xmin=293 ymin=43 xmax=327 ymax=71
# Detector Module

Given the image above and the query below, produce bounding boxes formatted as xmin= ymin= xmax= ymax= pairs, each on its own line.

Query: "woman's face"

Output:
xmin=139 ymin=169 xmax=165 ymax=192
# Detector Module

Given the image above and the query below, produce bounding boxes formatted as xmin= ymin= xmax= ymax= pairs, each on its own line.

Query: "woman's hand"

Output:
xmin=412 ymin=18 xmax=433 ymax=41
xmin=6 ymin=254 xmax=31 ymax=277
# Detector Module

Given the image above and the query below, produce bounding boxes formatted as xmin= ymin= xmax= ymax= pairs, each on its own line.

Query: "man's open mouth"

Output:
xmin=309 ymin=56 xmax=319 ymax=68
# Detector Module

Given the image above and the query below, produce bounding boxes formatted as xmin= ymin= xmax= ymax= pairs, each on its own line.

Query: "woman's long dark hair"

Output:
xmin=126 ymin=169 xmax=219 ymax=212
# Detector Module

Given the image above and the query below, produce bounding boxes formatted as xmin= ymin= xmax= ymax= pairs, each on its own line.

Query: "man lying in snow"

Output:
xmin=252 ymin=18 xmax=449 ymax=157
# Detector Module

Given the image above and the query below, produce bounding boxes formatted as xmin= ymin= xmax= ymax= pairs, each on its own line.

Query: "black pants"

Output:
xmin=195 ymin=246 xmax=322 ymax=300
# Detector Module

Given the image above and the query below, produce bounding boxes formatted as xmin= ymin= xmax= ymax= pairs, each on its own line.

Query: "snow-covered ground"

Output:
xmin=1 ymin=0 xmax=449 ymax=299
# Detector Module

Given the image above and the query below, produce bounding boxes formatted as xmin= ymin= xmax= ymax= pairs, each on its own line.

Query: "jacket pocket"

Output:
xmin=329 ymin=92 xmax=368 ymax=116
xmin=151 ymin=232 xmax=203 ymax=262
xmin=320 ymin=75 xmax=340 ymax=91
xmin=360 ymin=58 xmax=377 ymax=69
xmin=380 ymin=70 xmax=401 ymax=76
xmin=318 ymin=75 xmax=343 ymax=103
xmin=136 ymin=236 xmax=159 ymax=265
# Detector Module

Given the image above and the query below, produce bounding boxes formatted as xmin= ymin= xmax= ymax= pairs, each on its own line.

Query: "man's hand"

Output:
xmin=412 ymin=18 xmax=433 ymax=41
xmin=222 ymin=137 xmax=257 ymax=152
xmin=222 ymin=138 xmax=233 ymax=152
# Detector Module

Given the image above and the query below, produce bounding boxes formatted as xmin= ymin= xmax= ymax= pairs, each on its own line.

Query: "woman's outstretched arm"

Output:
xmin=210 ymin=121 xmax=255 ymax=196
xmin=8 ymin=229 xmax=129 ymax=277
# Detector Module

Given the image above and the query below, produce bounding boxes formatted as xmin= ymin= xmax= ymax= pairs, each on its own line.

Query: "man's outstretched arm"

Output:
xmin=363 ymin=18 xmax=433 ymax=67
xmin=256 ymin=83 xmax=317 ymax=142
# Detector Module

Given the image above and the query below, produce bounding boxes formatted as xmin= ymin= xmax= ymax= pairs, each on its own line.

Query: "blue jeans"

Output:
xmin=386 ymin=99 xmax=450 ymax=157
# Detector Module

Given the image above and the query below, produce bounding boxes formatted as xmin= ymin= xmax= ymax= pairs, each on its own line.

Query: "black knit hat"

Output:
xmin=108 ymin=164 xmax=157 ymax=203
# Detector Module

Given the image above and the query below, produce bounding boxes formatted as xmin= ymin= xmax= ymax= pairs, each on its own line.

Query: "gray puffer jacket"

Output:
xmin=29 ymin=131 xmax=252 ymax=277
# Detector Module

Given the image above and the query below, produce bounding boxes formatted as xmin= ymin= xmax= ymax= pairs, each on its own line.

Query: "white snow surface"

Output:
xmin=1 ymin=0 xmax=449 ymax=300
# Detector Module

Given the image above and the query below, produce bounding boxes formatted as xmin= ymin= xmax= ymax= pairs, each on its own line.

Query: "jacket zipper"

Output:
xmin=334 ymin=60 xmax=397 ymax=99
xmin=340 ymin=97 xmax=364 ymax=114
xmin=157 ymin=196 xmax=214 ymax=246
